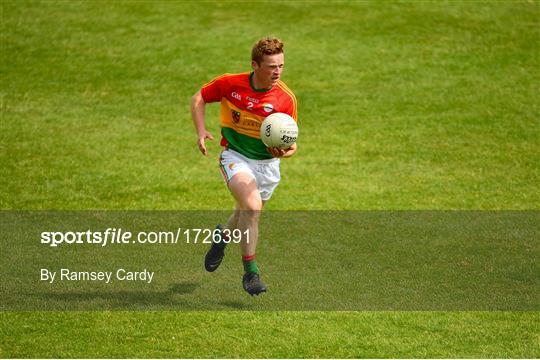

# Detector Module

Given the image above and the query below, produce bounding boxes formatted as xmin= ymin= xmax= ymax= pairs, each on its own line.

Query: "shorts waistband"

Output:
xmin=224 ymin=148 xmax=279 ymax=164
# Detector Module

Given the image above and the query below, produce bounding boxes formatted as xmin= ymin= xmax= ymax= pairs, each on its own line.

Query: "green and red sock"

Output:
xmin=242 ymin=254 xmax=259 ymax=274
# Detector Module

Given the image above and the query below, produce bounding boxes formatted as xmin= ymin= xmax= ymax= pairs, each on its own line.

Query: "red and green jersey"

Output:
xmin=201 ymin=72 xmax=298 ymax=160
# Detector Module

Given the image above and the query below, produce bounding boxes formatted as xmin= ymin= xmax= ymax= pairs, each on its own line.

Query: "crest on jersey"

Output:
xmin=231 ymin=110 xmax=240 ymax=123
xmin=263 ymin=103 xmax=274 ymax=113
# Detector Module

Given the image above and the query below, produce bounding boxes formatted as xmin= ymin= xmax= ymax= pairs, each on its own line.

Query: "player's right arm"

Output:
xmin=191 ymin=90 xmax=214 ymax=156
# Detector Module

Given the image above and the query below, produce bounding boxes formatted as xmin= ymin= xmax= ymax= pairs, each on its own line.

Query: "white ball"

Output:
xmin=260 ymin=112 xmax=298 ymax=149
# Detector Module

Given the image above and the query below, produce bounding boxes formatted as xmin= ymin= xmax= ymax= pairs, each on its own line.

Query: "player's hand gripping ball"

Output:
xmin=260 ymin=112 xmax=298 ymax=149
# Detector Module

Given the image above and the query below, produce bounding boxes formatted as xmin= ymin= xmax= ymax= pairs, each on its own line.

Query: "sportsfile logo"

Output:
xmin=40 ymin=228 xmax=250 ymax=247
xmin=41 ymin=228 xmax=130 ymax=247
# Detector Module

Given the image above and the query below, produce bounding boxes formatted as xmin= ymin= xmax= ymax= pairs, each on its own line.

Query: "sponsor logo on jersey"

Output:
xmin=231 ymin=92 xmax=242 ymax=101
xmin=245 ymin=119 xmax=259 ymax=128
xmin=263 ymin=103 xmax=274 ymax=113
xmin=246 ymin=96 xmax=259 ymax=104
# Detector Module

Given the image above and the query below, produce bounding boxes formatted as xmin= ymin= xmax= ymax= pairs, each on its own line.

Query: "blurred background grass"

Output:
xmin=2 ymin=1 xmax=538 ymax=210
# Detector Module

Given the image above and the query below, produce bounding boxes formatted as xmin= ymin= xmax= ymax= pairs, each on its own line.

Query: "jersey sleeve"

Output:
xmin=200 ymin=74 xmax=230 ymax=103
xmin=283 ymin=93 xmax=298 ymax=121
xmin=276 ymin=81 xmax=298 ymax=121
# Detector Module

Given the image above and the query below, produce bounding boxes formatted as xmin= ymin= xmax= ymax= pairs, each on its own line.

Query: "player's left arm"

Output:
xmin=268 ymin=88 xmax=298 ymax=158
xmin=277 ymin=90 xmax=298 ymax=158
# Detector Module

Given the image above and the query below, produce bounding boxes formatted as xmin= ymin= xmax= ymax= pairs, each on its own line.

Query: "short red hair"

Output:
xmin=251 ymin=37 xmax=284 ymax=64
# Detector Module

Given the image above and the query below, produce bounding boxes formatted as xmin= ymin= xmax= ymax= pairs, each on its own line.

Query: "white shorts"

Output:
xmin=219 ymin=149 xmax=281 ymax=201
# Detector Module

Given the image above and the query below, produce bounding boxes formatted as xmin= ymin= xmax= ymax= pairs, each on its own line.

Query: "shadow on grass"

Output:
xmin=168 ymin=281 xmax=199 ymax=295
xmin=31 ymin=289 xmax=188 ymax=308
xmin=217 ymin=300 xmax=249 ymax=309
xmin=24 ymin=281 xmax=257 ymax=310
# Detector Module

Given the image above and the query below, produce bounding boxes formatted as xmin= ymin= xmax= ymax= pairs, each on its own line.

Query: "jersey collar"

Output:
xmin=249 ymin=72 xmax=272 ymax=93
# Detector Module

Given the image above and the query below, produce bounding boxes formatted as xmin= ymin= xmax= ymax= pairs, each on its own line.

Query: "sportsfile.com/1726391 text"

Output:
xmin=39 ymin=228 xmax=249 ymax=247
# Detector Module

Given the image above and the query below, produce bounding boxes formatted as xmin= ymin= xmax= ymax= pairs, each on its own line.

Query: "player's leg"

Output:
xmin=227 ymin=172 xmax=262 ymax=258
xmin=226 ymin=206 xmax=240 ymax=233
xmin=205 ymin=150 xmax=259 ymax=274
xmin=205 ymin=149 xmax=272 ymax=295
xmin=227 ymin=172 xmax=267 ymax=295
xmin=204 ymin=151 xmax=243 ymax=272
xmin=204 ymin=222 xmax=228 ymax=272
xmin=225 ymin=200 xmax=266 ymax=260
xmin=231 ymin=159 xmax=279 ymax=295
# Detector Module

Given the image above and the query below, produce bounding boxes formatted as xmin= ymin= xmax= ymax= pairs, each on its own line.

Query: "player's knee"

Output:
xmin=240 ymin=197 xmax=262 ymax=215
xmin=239 ymin=209 xmax=260 ymax=225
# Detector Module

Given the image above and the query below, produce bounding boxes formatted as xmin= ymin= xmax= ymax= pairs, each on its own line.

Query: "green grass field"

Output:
xmin=1 ymin=0 xmax=539 ymax=358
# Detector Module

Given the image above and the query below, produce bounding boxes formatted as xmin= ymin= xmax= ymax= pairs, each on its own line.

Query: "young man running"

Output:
xmin=191 ymin=37 xmax=298 ymax=296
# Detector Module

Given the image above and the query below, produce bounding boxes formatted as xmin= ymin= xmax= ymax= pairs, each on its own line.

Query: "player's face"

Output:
xmin=252 ymin=53 xmax=284 ymax=88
